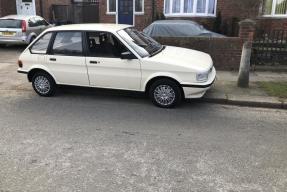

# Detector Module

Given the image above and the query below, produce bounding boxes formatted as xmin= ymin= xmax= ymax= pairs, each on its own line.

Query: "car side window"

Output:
xmin=30 ymin=32 xmax=52 ymax=54
xmin=52 ymin=32 xmax=83 ymax=56
xmin=86 ymin=32 xmax=128 ymax=58
xmin=35 ymin=17 xmax=49 ymax=26
xmin=28 ymin=18 xmax=37 ymax=27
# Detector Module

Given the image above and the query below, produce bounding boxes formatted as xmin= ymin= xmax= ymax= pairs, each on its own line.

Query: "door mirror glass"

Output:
xmin=121 ymin=51 xmax=136 ymax=60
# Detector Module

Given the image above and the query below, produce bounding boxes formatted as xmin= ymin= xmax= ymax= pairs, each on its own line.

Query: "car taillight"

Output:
xmin=18 ymin=60 xmax=23 ymax=68
xmin=21 ymin=20 xmax=27 ymax=32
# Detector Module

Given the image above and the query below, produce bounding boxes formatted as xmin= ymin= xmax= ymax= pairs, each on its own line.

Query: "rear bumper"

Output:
xmin=0 ymin=37 xmax=28 ymax=45
xmin=17 ymin=69 xmax=28 ymax=74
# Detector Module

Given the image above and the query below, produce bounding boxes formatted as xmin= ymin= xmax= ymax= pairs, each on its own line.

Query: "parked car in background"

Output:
xmin=17 ymin=24 xmax=216 ymax=108
xmin=143 ymin=20 xmax=225 ymax=38
xmin=0 ymin=15 xmax=52 ymax=46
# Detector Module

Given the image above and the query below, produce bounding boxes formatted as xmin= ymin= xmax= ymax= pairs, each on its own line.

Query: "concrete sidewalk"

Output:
xmin=203 ymin=71 xmax=287 ymax=109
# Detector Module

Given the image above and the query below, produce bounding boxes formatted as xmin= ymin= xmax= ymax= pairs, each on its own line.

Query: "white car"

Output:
xmin=17 ymin=24 xmax=216 ymax=108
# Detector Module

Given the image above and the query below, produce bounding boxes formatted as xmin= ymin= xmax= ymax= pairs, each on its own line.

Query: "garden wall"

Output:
xmin=155 ymin=37 xmax=243 ymax=71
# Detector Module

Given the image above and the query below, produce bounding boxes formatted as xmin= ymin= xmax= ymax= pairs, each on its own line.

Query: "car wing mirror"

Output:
xmin=121 ymin=51 xmax=136 ymax=60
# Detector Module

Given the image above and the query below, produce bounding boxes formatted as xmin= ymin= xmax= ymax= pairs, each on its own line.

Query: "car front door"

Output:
xmin=46 ymin=31 xmax=89 ymax=86
xmin=85 ymin=31 xmax=141 ymax=91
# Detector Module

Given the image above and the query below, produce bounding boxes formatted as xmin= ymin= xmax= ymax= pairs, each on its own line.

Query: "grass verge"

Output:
xmin=258 ymin=82 xmax=287 ymax=98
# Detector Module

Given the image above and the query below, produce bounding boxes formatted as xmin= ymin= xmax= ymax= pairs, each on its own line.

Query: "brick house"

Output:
xmin=1 ymin=0 xmax=286 ymax=35
xmin=0 ymin=0 xmax=70 ymax=21
xmin=99 ymin=0 xmax=287 ymax=34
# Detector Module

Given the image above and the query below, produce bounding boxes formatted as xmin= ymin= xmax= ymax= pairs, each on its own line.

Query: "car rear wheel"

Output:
xmin=32 ymin=72 xmax=56 ymax=97
xmin=149 ymin=79 xmax=182 ymax=108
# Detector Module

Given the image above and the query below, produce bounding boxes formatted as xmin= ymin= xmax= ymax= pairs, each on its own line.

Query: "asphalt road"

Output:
xmin=0 ymin=46 xmax=287 ymax=192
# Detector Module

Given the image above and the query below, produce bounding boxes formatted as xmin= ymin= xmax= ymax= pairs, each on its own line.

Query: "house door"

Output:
xmin=16 ymin=0 xmax=36 ymax=16
xmin=117 ymin=0 xmax=134 ymax=25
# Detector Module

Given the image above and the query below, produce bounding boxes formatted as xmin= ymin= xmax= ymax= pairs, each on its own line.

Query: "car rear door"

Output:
xmin=46 ymin=31 xmax=89 ymax=86
xmin=84 ymin=31 xmax=141 ymax=91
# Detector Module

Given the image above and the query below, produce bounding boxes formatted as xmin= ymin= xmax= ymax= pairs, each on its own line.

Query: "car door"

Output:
xmin=85 ymin=31 xmax=141 ymax=91
xmin=46 ymin=31 xmax=89 ymax=86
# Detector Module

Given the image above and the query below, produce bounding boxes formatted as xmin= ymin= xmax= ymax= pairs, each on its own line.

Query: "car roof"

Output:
xmin=0 ymin=15 xmax=39 ymax=20
xmin=46 ymin=24 xmax=131 ymax=33
xmin=152 ymin=20 xmax=201 ymax=25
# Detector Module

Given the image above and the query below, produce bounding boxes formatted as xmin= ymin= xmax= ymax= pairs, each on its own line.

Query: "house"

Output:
xmin=0 ymin=0 xmax=70 ymax=22
xmin=1 ymin=0 xmax=286 ymax=35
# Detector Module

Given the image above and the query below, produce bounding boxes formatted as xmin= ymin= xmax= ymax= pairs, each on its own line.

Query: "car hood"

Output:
xmin=146 ymin=46 xmax=213 ymax=72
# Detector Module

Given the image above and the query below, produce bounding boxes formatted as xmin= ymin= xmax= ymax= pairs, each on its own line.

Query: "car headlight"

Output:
xmin=196 ymin=72 xmax=209 ymax=82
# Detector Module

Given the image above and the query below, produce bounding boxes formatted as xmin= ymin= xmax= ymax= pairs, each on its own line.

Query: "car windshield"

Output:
xmin=0 ymin=19 xmax=22 ymax=29
xmin=118 ymin=28 xmax=163 ymax=58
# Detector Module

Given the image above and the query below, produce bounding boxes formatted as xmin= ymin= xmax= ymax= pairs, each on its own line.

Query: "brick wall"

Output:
xmin=99 ymin=0 xmax=116 ymax=23
xmin=257 ymin=18 xmax=287 ymax=32
xmin=155 ymin=37 xmax=243 ymax=70
xmin=0 ymin=1 xmax=2 ymax=17
xmin=41 ymin=0 xmax=71 ymax=21
xmin=134 ymin=0 xmax=153 ymax=30
xmin=0 ymin=0 xmax=70 ymax=22
xmin=0 ymin=0 xmax=17 ymax=17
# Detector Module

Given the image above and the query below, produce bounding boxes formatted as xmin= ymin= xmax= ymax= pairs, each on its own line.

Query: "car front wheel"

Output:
xmin=149 ymin=79 xmax=182 ymax=108
xmin=32 ymin=72 xmax=56 ymax=97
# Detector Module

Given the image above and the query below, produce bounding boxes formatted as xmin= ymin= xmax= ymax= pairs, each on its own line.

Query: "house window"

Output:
xmin=107 ymin=0 xmax=116 ymax=13
xmin=263 ymin=0 xmax=287 ymax=16
xmin=135 ymin=0 xmax=144 ymax=13
xmin=107 ymin=0 xmax=144 ymax=14
xmin=164 ymin=0 xmax=216 ymax=16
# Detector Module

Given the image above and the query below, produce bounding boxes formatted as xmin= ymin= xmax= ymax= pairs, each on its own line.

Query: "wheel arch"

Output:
xmin=144 ymin=76 xmax=184 ymax=95
xmin=27 ymin=68 xmax=56 ymax=83
xmin=27 ymin=32 xmax=37 ymax=43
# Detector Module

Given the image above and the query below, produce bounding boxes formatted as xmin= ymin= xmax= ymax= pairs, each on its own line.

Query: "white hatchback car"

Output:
xmin=17 ymin=24 xmax=216 ymax=108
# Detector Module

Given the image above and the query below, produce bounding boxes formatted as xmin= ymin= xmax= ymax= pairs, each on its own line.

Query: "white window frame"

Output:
xmin=164 ymin=0 xmax=217 ymax=17
xmin=135 ymin=0 xmax=145 ymax=15
xmin=263 ymin=0 xmax=287 ymax=18
xmin=107 ymin=0 xmax=116 ymax=14
xmin=107 ymin=0 xmax=144 ymax=15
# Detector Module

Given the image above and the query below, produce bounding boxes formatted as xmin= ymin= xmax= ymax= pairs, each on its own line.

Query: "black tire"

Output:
xmin=149 ymin=79 xmax=182 ymax=108
xmin=32 ymin=72 xmax=57 ymax=97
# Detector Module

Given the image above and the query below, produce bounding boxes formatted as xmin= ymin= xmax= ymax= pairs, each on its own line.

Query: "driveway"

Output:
xmin=0 ymin=46 xmax=286 ymax=192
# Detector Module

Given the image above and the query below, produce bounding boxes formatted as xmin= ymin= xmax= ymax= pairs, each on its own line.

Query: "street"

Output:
xmin=0 ymin=46 xmax=287 ymax=192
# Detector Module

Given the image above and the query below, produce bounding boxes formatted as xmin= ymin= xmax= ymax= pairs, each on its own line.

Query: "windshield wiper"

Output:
xmin=149 ymin=46 xmax=165 ymax=57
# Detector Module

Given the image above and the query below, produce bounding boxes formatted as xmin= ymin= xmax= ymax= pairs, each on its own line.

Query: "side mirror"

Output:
xmin=121 ymin=51 xmax=136 ymax=60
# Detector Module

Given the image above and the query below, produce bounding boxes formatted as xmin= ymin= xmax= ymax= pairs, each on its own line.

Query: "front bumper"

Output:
xmin=181 ymin=67 xmax=216 ymax=99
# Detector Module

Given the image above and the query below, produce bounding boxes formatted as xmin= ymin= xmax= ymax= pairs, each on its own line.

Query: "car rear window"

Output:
xmin=30 ymin=33 xmax=53 ymax=54
xmin=0 ymin=19 xmax=22 ymax=28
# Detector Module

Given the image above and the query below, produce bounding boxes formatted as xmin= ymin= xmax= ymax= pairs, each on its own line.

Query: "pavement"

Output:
xmin=203 ymin=71 xmax=287 ymax=109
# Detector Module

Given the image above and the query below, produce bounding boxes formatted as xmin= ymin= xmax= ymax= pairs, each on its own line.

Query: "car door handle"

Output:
xmin=50 ymin=58 xmax=56 ymax=61
xmin=90 ymin=61 xmax=99 ymax=64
